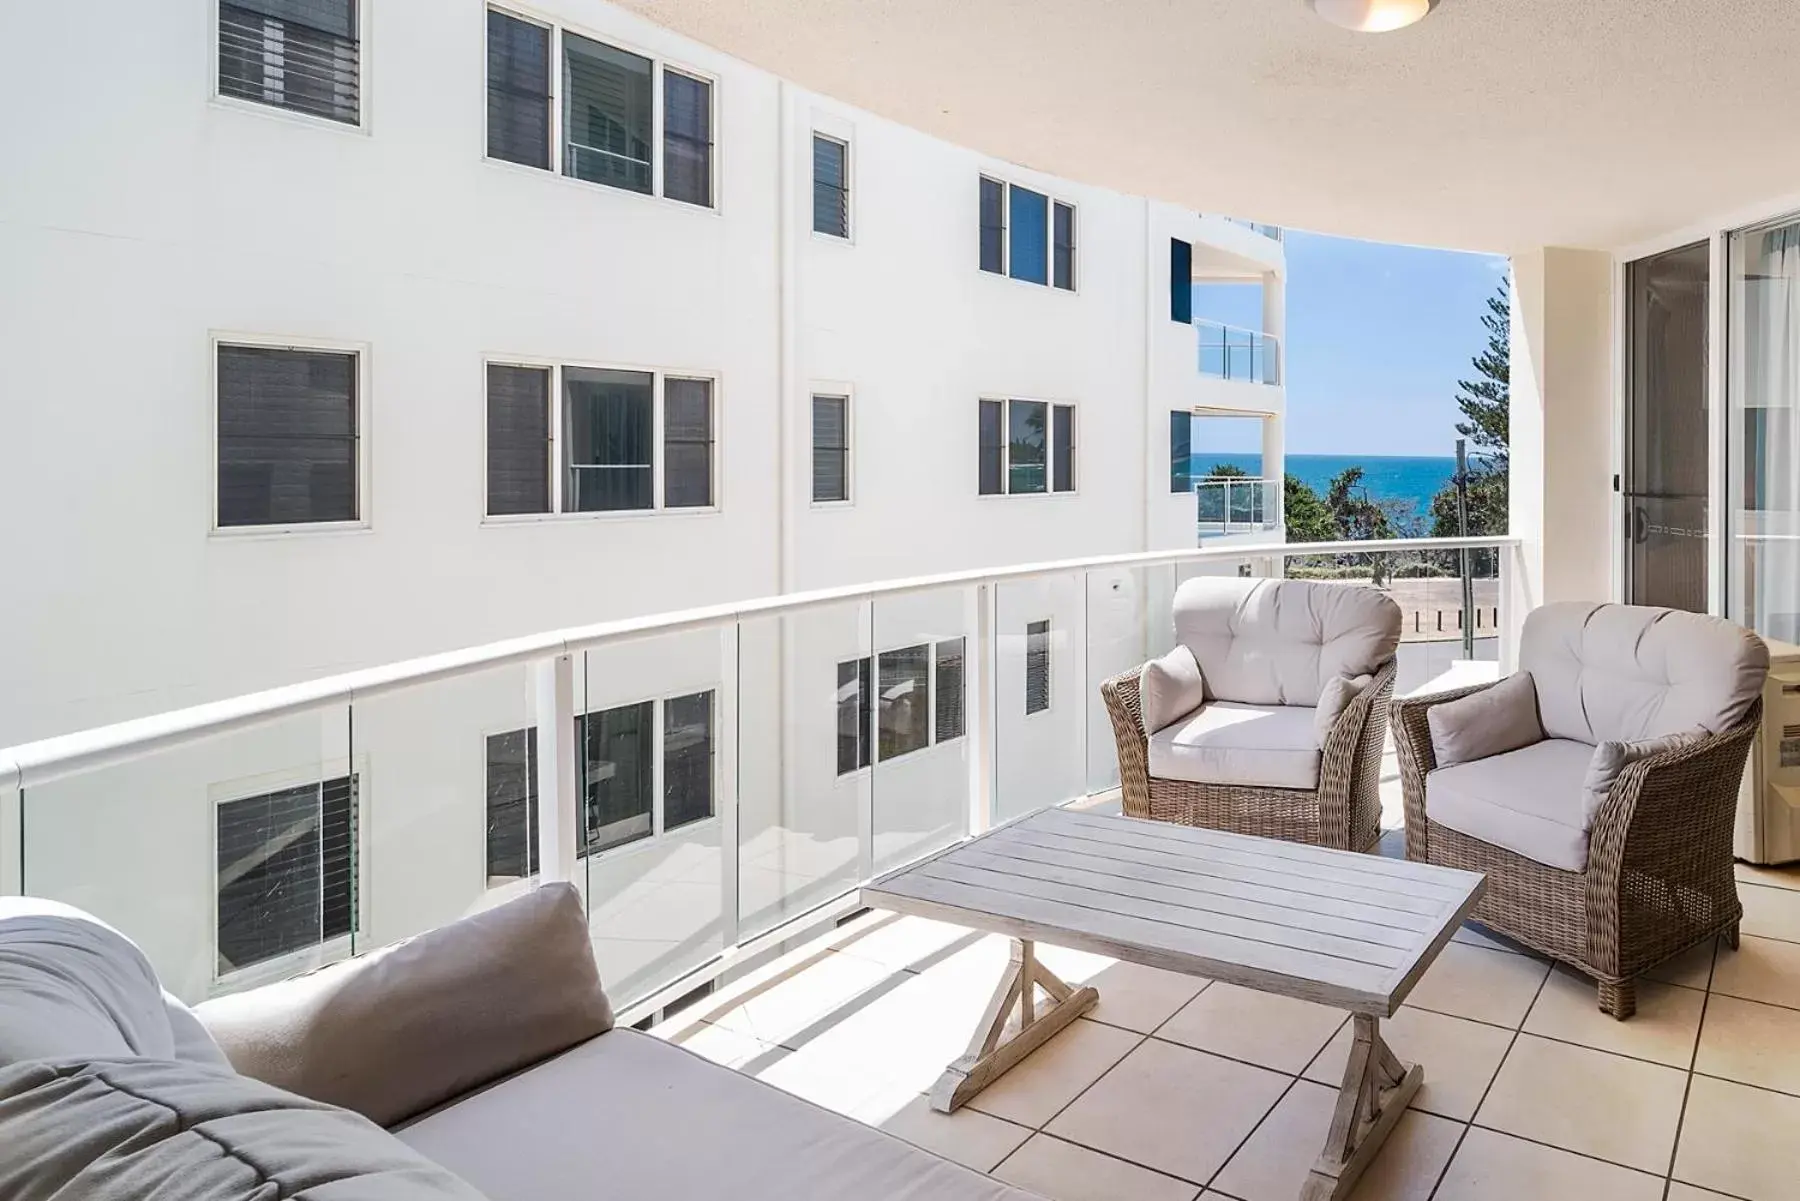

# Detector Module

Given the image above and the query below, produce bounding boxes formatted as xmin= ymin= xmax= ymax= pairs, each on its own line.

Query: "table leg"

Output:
xmin=928 ymin=938 xmax=1099 ymax=1113
xmin=1300 ymin=1014 xmax=1422 ymax=1201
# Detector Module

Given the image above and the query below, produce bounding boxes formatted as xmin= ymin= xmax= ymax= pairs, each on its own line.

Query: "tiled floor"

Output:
xmin=654 ymin=857 xmax=1800 ymax=1201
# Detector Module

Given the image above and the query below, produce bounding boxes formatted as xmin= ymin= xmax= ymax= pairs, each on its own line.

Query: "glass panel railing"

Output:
xmin=737 ymin=604 xmax=868 ymax=944
xmin=1196 ymin=477 xmax=1278 ymax=534
xmin=19 ymin=705 xmax=353 ymax=1004
xmin=871 ymin=586 xmax=975 ymax=876
xmin=1 ymin=770 xmax=19 ymax=897
xmin=1196 ymin=321 xmax=1281 ymax=385
xmin=1084 ymin=565 xmax=1178 ymax=795
xmin=579 ymin=629 xmax=728 ymax=1008
xmin=993 ymin=573 xmax=1087 ymax=826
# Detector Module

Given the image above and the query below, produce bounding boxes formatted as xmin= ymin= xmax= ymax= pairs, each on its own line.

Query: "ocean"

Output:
xmin=1195 ymin=453 xmax=1458 ymax=529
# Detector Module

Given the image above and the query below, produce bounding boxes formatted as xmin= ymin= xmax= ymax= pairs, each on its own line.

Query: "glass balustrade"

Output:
xmin=1196 ymin=320 xmax=1281 ymax=384
xmin=1195 ymin=476 xmax=1277 ymax=533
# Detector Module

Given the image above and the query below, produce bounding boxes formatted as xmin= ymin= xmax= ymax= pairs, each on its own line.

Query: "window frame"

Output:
xmin=483 ymin=5 xmax=720 ymax=213
xmin=211 ymin=332 xmax=372 ymax=538
xmin=811 ymin=131 xmax=852 ymax=241
xmin=481 ymin=357 xmax=721 ymax=523
xmin=978 ymin=175 xmax=1078 ymax=293
xmin=209 ymin=760 xmax=365 ymax=994
xmin=976 ymin=396 xmax=1079 ymax=499
xmin=809 ymin=388 xmax=854 ymax=507
xmin=212 ymin=0 xmax=369 ymax=133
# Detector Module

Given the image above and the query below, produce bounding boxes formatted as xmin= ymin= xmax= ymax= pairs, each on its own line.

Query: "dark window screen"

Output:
xmin=1052 ymin=405 xmax=1075 ymax=493
xmin=663 ymin=70 xmax=712 ymax=206
xmin=487 ymin=10 xmax=551 ymax=169
xmin=216 ymin=775 xmax=356 ymax=975
xmin=663 ymin=378 xmax=714 ymax=508
xmin=978 ymin=399 xmax=1005 ymax=495
xmin=486 ymin=364 xmax=551 ymax=515
xmin=217 ymin=345 xmax=358 ymax=527
xmin=1052 ymin=202 xmax=1075 ymax=290
xmin=220 ymin=0 xmax=359 ymax=125
xmin=812 ymin=395 xmax=850 ymax=502
xmin=979 ymin=178 xmax=1005 ymax=274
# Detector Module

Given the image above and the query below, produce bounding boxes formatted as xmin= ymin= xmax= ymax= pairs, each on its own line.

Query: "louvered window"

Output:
xmin=664 ymin=691 xmax=715 ymax=831
xmin=978 ymin=399 xmax=1005 ymax=496
xmin=565 ymin=368 xmax=653 ymax=512
xmin=564 ymin=33 xmax=653 ymax=193
xmin=487 ymin=9 xmax=551 ymax=169
xmin=837 ymin=657 xmax=872 ymax=776
xmin=813 ymin=135 xmax=849 ymax=237
xmin=216 ymin=775 xmax=356 ymax=976
xmin=217 ymin=345 xmax=358 ymax=528
xmin=219 ymin=0 xmax=359 ymax=125
xmin=487 ymin=364 xmax=551 ymax=515
xmin=485 ymin=728 xmax=538 ymax=884
xmin=1053 ymin=404 xmax=1075 ymax=493
xmin=663 ymin=70 xmax=713 ymax=207
xmin=663 ymin=378 xmax=714 ymax=508
xmin=1025 ymin=621 xmax=1051 ymax=716
xmin=1052 ymin=202 xmax=1076 ymax=291
xmin=935 ymin=639 xmax=966 ymax=743
xmin=812 ymin=394 xmax=850 ymax=503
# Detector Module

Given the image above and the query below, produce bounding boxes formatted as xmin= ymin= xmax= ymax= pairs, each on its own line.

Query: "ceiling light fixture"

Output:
xmin=1306 ymin=0 xmax=1440 ymax=33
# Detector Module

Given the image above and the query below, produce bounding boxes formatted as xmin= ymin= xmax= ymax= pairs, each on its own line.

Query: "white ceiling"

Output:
xmin=613 ymin=0 xmax=1800 ymax=254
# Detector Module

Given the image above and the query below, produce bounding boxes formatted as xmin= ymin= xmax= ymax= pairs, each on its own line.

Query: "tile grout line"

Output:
xmin=1423 ymin=957 xmax=1555 ymax=1201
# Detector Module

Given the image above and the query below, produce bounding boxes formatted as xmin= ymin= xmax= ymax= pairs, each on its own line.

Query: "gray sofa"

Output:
xmin=0 ymin=890 xmax=1041 ymax=1201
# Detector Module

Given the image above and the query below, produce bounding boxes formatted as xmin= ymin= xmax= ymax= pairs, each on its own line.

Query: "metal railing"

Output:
xmin=0 ymin=536 xmax=1517 ymax=1023
xmin=1196 ymin=476 xmax=1278 ymax=533
xmin=1218 ymin=217 xmax=1284 ymax=241
xmin=1197 ymin=320 xmax=1281 ymax=385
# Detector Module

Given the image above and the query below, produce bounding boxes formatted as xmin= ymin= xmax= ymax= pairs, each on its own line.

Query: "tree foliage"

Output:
xmin=1283 ymin=474 xmax=1337 ymax=543
xmin=1454 ymin=279 xmax=1511 ymax=472
xmin=1324 ymin=466 xmax=1396 ymax=541
xmin=1205 ymin=462 xmax=1251 ymax=478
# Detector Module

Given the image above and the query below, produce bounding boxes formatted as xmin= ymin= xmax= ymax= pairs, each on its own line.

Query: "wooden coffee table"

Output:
xmin=862 ymin=807 xmax=1485 ymax=1201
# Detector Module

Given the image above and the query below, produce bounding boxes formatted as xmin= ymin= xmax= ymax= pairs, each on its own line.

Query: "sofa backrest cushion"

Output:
xmin=0 ymin=1058 xmax=486 ymax=1201
xmin=1520 ymin=602 xmax=1769 ymax=745
xmin=196 ymin=882 xmax=613 ymax=1129
xmin=0 ymin=897 xmax=227 ymax=1071
xmin=1172 ymin=577 xmax=1402 ymax=707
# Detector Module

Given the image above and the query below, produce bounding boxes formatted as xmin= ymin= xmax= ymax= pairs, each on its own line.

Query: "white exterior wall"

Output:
xmin=0 ymin=0 xmax=1284 ymax=1001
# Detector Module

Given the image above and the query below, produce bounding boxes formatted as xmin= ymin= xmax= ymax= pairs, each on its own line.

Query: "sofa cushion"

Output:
xmin=1426 ymin=738 xmax=1597 ymax=871
xmin=197 ymin=883 xmax=613 ymax=1129
xmin=0 ymin=897 xmax=227 ymax=1071
xmin=1425 ymin=671 xmax=1544 ymax=768
xmin=0 ymin=1058 xmax=484 ymax=1201
xmin=1139 ymin=644 xmax=1206 ymax=735
xmin=1583 ymin=729 xmax=1708 ymax=824
xmin=398 ymin=1028 xmax=1038 ymax=1201
xmin=1171 ymin=577 xmax=1401 ymax=707
xmin=1314 ymin=672 xmax=1373 ymax=744
xmin=1520 ymin=602 xmax=1769 ymax=745
xmin=1148 ymin=701 xmax=1321 ymax=790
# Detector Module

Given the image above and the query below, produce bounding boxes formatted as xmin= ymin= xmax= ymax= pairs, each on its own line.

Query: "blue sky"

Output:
xmin=1193 ymin=232 xmax=1509 ymax=457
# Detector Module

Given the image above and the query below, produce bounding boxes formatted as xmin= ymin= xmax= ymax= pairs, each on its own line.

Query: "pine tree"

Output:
xmin=1454 ymin=279 xmax=1510 ymax=472
xmin=1283 ymin=475 xmax=1337 ymax=543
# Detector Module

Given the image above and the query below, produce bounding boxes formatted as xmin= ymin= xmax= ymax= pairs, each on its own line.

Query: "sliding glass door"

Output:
xmin=1622 ymin=242 xmax=1711 ymax=613
xmin=1728 ymin=219 xmax=1800 ymax=643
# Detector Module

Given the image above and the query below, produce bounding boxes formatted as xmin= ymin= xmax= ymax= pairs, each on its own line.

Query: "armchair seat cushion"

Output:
xmin=1425 ymin=738 xmax=1596 ymax=871
xmin=1148 ymin=702 xmax=1321 ymax=790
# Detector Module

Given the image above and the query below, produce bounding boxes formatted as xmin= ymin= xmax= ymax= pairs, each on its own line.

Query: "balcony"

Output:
xmin=1195 ymin=475 xmax=1278 ymax=535
xmin=1198 ymin=319 xmax=1281 ymax=385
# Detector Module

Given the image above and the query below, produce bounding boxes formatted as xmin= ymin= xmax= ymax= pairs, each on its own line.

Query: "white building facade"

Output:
xmin=0 ymin=0 xmax=1285 ymax=1003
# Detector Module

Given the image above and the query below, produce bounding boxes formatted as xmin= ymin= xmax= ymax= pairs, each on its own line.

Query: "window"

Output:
xmin=1170 ymin=410 xmax=1193 ymax=493
xmin=219 ymin=0 xmax=359 ymax=125
xmin=662 ymin=70 xmax=713 ymax=207
xmin=978 ymin=177 xmax=1006 ymax=274
xmin=980 ymin=177 xmax=1075 ymax=289
xmin=812 ymin=394 xmax=850 ymax=503
xmin=487 ymin=364 xmax=552 ymax=515
xmin=487 ymin=10 xmax=552 ymax=168
xmin=581 ymin=699 xmax=654 ymax=854
xmin=1170 ymin=239 xmax=1194 ymax=323
xmin=935 ymin=638 xmax=966 ymax=743
xmin=486 ymin=728 xmax=538 ymax=885
xmin=878 ymin=645 xmax=930 ymax=760
xmin=664 ymin=691 xmax=715 ymax=831
xmin=563 ymin=33 xmax=653 ymax=193
xmin=216 ymin=775 xmax=356 ymax=976
xmin=663 ymin=378 xmax=714 ymax=508
xmin=837 ymin=658 xmax=872 ymax=776
xmin=813 ymin=135 xmax=849 ymax=237
xmin=489 ymin=364 xmax=714 ymax=518
xmin=1025 ymin=621 xmax=1051 ymax=715
xmin=1052 ymin=202 xmax=1076 ymax=291
xmin=217 ymin=344 xmax=359 ymax=528
xmin=979 ymin=398 xmax=1075 ymax=497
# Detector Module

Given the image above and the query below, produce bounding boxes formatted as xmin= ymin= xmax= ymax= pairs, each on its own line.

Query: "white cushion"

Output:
xmin=1520 ymin=602 xmax=1768 ymax=745
xmin=1139 ymin=644 xmax=1206 ymax=735
xmin=1582 ymin=729 xmax=1708 ymax=824
xmin=398 ymin=1029 xmax=1042 ymax=1201
xmin=1425 ymin=671 xmax=1544 ymax=767
xmin=1426 ymin=739 xmax=1596 ymax=871
xmin=1148 ymin=701 xmax=1321 ymax=790
xmin=1171 ymin=577 xmax=1401 ymax=707
xmin=1314 ymin=673 xmax=1373 ymax=744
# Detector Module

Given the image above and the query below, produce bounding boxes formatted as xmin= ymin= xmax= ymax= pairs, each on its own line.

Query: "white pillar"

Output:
xmin=1509 ymin=248 xmax=1616 ymax=621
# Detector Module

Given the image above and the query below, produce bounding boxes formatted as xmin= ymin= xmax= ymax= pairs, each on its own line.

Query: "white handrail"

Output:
xmin=0 ymin=536 xmax=1518 ymax=790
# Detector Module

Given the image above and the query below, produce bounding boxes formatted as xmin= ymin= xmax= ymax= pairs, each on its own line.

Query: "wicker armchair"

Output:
xmin=1100 ymin=658 xmax=1397 ymax=853
xmin=1393 ymin=603 xmax=1768 ymax=1019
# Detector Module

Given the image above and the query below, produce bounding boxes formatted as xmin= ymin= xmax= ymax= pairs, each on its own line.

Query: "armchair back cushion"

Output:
xmin=1520 ymin=602 xmax=1768 ymax=745
xmin=1172 ymin=577 xmax=1401 ymax=708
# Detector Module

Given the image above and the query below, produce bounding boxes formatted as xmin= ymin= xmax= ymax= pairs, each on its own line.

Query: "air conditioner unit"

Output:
xmin=1736 ymin=639 xmax=1800 ymax=866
